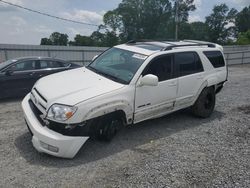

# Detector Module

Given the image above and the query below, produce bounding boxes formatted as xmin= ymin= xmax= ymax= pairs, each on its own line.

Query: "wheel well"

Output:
xmin=86 ymin=110 xmax=127 ymax=136
xmin=93 ymin=110 xmax=127 ymax=125
xmin=107 ymin=110 xmax=127 ymax=125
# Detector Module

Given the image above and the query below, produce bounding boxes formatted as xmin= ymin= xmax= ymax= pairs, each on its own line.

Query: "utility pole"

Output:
xmin=175 ymin=0 xmax=179 ymax=40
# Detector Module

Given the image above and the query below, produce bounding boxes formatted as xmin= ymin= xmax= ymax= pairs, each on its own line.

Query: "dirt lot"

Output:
xmin=0 ymin=65 xmax=250 ymax=188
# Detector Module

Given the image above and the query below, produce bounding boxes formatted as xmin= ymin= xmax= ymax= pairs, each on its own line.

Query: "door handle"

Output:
xmin=29 ymin=72 xmax=35 ymax=76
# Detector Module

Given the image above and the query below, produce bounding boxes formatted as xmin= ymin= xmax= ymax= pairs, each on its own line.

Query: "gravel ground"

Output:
xmin=0 ymin=65 xmax=250 ymax=188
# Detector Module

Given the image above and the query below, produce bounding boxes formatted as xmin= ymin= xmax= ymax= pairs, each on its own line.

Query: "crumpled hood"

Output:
xmin=34 ymin=67 xmax=124 ymax=106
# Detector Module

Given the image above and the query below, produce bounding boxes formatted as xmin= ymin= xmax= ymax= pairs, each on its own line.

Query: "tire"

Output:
xmin=191 ymin=87 xmax=216 ymax=118
xmin=98 ymin=115 xmax=122 ymax=141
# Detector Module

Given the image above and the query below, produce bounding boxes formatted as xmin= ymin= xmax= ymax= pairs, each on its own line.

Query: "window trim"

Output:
xmin=38 ymin=60 xmax=66 ymax=69
xmin=142 ymin=54 xmax=174 ymax=82
xmin=3 ymin=60 xmax=39 ymax=73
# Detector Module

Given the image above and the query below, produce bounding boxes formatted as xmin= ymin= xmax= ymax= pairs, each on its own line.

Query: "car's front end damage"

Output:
xmin=22 ymin=94 xmax=89 ymax=158
xmin=21 ymin=67 xmax=128 ymax=158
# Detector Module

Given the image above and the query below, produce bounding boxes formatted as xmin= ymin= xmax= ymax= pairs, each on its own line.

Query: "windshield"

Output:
xmin=0 ymin=59 xmax=16 ymax=70
xmin=87 ymin=48 xmax=147 ymax=84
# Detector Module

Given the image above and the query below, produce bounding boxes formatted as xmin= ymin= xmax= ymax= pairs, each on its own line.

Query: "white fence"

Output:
xmin=223 ymin=45 xmax=250 ymax=65
xmin=0 ymin=44 xmax=108 ymax=66
xmin=0 ymin=43 xmax=250 ymax=66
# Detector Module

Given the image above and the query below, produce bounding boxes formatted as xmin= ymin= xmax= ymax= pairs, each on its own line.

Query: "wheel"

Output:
xmin=191 ymin=87 xmax=215 ymax=118
xmin=98 ymin=116 xmax=122 ymax=141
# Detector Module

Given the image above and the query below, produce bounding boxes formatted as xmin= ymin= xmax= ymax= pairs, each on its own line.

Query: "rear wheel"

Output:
xmin=191 ymin=87 xmax=215 ymax=118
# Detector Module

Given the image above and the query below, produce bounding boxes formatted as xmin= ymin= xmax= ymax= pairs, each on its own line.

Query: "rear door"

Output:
xmin=134 ymin=54 xmax=178 ymax=123
xmin=36 ymin=60 xmax=68 ymax=78
xmin=174 ymin=52 xmax=205 ymax=109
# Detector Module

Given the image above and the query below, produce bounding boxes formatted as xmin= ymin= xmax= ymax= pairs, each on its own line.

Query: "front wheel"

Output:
xmin=191 ymin=87 xmax=216 ymax=118
xmin=98 ymin=116 xmax=123 ymax=141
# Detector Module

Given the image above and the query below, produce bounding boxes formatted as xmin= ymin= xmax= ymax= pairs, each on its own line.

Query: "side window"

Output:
xmin=62 ymin=62 xmax=70 ymax=67
xmin=40 ymin=61 xmax=50 ymax=69
xmin=175 ymin=52 xmax=203 ymax=77
xmin=50 ymin=61 xmax=63 ymax=68
xmin=8 ymin=60 xmax=36 ymax=72
xmin=203 ymin=51 xmax=225 ymax=68
xmin=39 ymin=60 xmax=64 ymax=69
xmin=143 ymin=55 xmax=172 ymax=82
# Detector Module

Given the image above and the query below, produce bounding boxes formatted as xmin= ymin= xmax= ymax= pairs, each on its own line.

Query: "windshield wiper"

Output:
xmin=86 ymin=66 xmax=127 ymax=84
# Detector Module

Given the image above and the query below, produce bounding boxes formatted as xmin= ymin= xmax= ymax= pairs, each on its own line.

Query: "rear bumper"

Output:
xmin=22 ymin=94 xmax=89 ymax=158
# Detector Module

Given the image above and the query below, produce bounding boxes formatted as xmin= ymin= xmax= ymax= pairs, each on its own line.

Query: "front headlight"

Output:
xmin=47 ymin=104 xmax=77 ymax=121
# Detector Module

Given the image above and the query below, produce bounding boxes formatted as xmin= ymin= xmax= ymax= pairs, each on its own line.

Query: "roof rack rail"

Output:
xmin=126 ymin=39 xmax=179 ymax=44
xmin=162 ymin=43 xmax=216 ymax=51
xmin=126 ymin=39 xmax=156 ymax=44
xmin=183 ymin=39 xmax=213 ymax=44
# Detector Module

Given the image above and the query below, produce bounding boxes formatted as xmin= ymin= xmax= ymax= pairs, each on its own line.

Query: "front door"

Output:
xmin=134 ymin=54 xmax=177 ymax=123
xmin=0 ymin=60 xmax=38 ymax=98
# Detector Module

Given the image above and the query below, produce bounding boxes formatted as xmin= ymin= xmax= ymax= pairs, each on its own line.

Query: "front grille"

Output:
xmin=28 ymin=99 xmax=46 ymax=126
xmin=34 ymin=88 xmax=47 ymax=103
xmin=31 ymin=88 xmax=47 ymax=114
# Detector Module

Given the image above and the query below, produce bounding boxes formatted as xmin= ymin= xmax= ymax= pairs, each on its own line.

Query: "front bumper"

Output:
xmin=21 ymin=94 xmax=89 ymax=158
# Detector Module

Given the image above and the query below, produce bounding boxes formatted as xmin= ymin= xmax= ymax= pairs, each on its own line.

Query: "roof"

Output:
xmin=11 ymin=56 xmax=66 ymax=62
xmin=116 ymin=40 xmax=222 ymax=56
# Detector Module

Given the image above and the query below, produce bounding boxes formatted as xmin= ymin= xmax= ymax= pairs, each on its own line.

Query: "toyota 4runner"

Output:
xmin=22 ymin=40 xmax=227 ymax=158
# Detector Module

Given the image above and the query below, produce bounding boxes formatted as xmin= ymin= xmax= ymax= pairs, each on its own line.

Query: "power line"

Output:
xmin=0 ymin=0 xmax=100 ymax=27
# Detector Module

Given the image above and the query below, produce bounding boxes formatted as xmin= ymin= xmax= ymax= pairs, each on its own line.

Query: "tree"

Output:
xmin=237 ymin=30 xmax=250 ymax=45
xmin=103 ymin=0 xmax=196 ymax=41
xmin=40 ymin=38 xmax=52 ymax=45
xmin=236 ymin=6 xmax=250 ymax=33
xmin=49 ymin=32 xmax=69 ymax=46
xmin=70 ymin=34 xmax=94 ymax=46
xmin=205 ymin=4 xmax=238 ymax=44
xmin=189 ymin=21 xmax=209 ymax=41
xmin=41 ymin=32 xmax=69 ymax=46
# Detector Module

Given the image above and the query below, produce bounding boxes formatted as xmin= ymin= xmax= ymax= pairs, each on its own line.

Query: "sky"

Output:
xmin=0 ymin=0 xmax=249 ymax=45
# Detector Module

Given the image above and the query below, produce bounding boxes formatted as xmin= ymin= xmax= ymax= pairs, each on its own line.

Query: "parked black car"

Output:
xmin=0 ymin=57 xmax=81 ymax=99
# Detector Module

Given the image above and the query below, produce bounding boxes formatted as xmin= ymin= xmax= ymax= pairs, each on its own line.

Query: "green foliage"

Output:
xmin=40 ymin=32 xmax=68 ymax=46
xmin=69 ymin=34 xmax=94 ymax=46
xmin=205 ymin=4 xmax=238 ymax=44
xmin=40 ymin=38 xmax=52 ymax=45
xmin=40 ymin=2 xmax=250 ymax=47
xmin=189 ymin=22 xmax=209 ymax=41
xmin=236 ymin=6 xmax=250 ymax=33
xmin=103 ymin=0 xmax=196 ymax=41
xmin=68 ymin=31 xmax=119 ymax=47
xmin=237 ymin=30 xmax=250 ymax=45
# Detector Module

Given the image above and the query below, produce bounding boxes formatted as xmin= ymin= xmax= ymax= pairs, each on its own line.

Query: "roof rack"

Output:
xmin=126 ymin=39 xmax=216 ymax=51
xmin=126 ymin=39 xmax=155 ymax=44
xmin=126 ymin=39 xmax=179 ymax=45
xmin=162 ymin=43 xmax=216 ymax=51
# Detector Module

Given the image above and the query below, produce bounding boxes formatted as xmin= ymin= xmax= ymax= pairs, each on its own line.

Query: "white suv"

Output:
xmin=22 ymin=40 xmax=227 ymax=158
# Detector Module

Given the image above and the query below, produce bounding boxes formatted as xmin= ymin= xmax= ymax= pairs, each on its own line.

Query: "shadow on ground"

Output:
xmin=15 ymin=109 xmax=225 ymax=168
xmin=0 ymin=97 xmax=23 ymax=104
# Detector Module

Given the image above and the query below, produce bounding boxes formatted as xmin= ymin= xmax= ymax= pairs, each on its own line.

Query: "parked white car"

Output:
xmin=22 ymin=40 xmax=227 ymax=158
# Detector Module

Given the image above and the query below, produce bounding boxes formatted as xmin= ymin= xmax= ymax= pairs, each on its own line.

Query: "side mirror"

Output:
xmin=139 ymin=74 xmax=158 ymax=87
xmin=92 ymin=55 xmax=99 ymax=61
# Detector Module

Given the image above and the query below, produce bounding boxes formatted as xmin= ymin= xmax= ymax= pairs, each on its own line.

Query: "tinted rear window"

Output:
xmin=203 ymin=51 xmax=225 ymax=68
